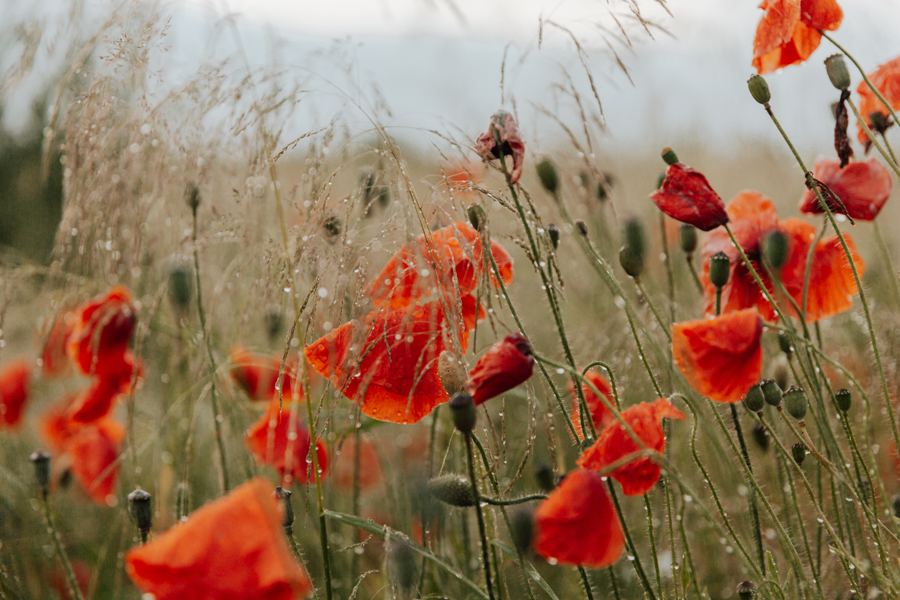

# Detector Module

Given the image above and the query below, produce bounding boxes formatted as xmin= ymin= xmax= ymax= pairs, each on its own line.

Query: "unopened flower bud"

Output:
xmin=536 ymin=159 xmax=560 ymax=195
xmin=783 ymin=386 xmax=808 ymax=420
xmin=534 ymin=462 xmax=555 ymax=492
xmin=661 ymin=147 xmax=679 ymax=166
xmin=825 ymin=54 xmax=851 ymax=91
xmin=168 ymin=264 xmax=193 ymax=310
xmin=30 ymin=450 xmax=51 ymax=493
xmin=323 ymin=213 xmax=341 ymax=239
xmin=762 ymin=230 xmax=789 ymax=271
xmin=386 ymin=536 xmax=418 ymax=596
xmin=743 ymin=383 xmax=765 ymax=413
xmin=835 ymin=388 xmax=851 ymax=413
xmin=777 ymin=332 xmax=793 ymax=357
xmin=709 ymin=251 xmax=730 ymax=289
xmin=596 ymin=181 xmax=609 ymax=202
xmin=510 ymin=506 xmax=534 ymax=554
xmin=623 ymin=218 xmax=645 ymax=258
xmin=264 ymin=307 xmax=283 ymax=342
xmin=774 ymin=363 xmax=790 ymax=392
xmin=792 ymin=442 xmax=806 ymax=465
xmin=467 ymin=204 xmax=486 ymax=232
xmin=870 ymin=112 xmax=893 ymax=135
xmin=548 ymin=224 xmax=560 ymax=250
xmin=761 ymin=379 xmax=782 ymax=408
xmin=619 ymin=246 xmax=644 ymax=279
xmin=751 ymin=422 xmax=769 ymax=451
xmin=449 ymin=392 xmax=476 ymax=434
xmin=438 ymin=351 xmax=467 ymax=396
xmin=428 ymin=475 xmax=477 ymax=507
xmin=747 ymin=74 xmax=771 ymax=105
xmin=184 ymin=183 xmax=201 ymax=211
xmin=273 ymin=486 xmax=294 ymax=530
xmin=128 ymin=488 xmax=153 ymax=538
xmin=575 ymin=220 xmax=588 ymax=237
xmin=737 ymin=579 xmax=756 ymax=599
xmin=680 ymin=224 xmax=697 ymax=255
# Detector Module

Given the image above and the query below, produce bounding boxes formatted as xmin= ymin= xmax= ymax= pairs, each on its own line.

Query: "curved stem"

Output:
xmin=41 ymin=495 xmax=84 ymax=600
xmin=465 ymin=434 xmax=496 ymax=600
xmin=635 ymin=278 xmax=671 ymax=341
xmin=607 ymin=483 xmax=657 ymax=600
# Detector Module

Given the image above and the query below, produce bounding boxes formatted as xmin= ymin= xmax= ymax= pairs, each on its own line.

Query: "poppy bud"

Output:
xmin=273 ymin=486 xmax=294 ymax=531
xmin=737 ymin=580 xmax=756 ymax=599
xmin=466 ymin=332 xmax=534 ymax=405
xmin=185 ymin=183 xmax=201 ymax=211
xmin=548 ymin=224 xmax=560 ymax=250
xmin=761 ymin=379 xmax=782 ymax=407
xmin=623 ymin=218 xmax=645 ymax=258
xmin=467 ymin=204 xmax=486 ymax=232
xmin=427 ymin=475 xmax=476 ymax=507
xmin=30 ymin=450 xmax=51 ymax=494
xmin=660 ymin=147 xmax=679 ymax=166
xmin=777 ymin=332 xmax=793 ymax=357
xmin=747 ymin=74 xmax=771 ymax=105
xmin=870 ymin=112 xmax=893 ymax=136
xmin=835 ymin=388 xmax=851 ymax=413
xmin=679 ymin=224 xmax=697 ymax=254
xmin=536 ymin=159 xmax=560 ymax=195
xmin=742 ymin=383 xmax=765 ymax=413
xmin=783 ymin=386 xmax=807 ymax=420
xmin=438 ymin=351 xmax=467 ymax=396
xmin=575 ymin=220 xmax=588 ymax=237
xmin=709 ymin=251 xmax=730 ymax=289
xmin=773 ymin=363 xmax=789 ymax=392
xmin=892 ymin=495 xmax=900 ymax=518
xmin=128 ymin=488 xmax=153 ymax=538
xmin=534 ymin=462 xmax=555 ymax=492
xmin=510 ymin=506 xmax=534 ymax=554
xmin=762 ymin=230 xmax=789 ymax=271
xmin=619 ymin=246 xmax=643 ymax=279
xmin=751 ymin=422 xmax=769 ymax=451
xmin=386 ymin=536 xmax=418 ymax=597
xmin=596 ymin=181 xmax=609 ymax=202
xmin=168 ymin=264 xmax=193 ymax=310
xmin=825 ymin=54 xmax=851 ymax=91
xmin=264 ymin=307 xmax=283 ymax=342
xmin=323 ymin=213 xmax=341 ymax=239
xmin=448 ymin=392 xmax=476 ymax=434
xmin=791 ymin=442 xmax=806 ymax=465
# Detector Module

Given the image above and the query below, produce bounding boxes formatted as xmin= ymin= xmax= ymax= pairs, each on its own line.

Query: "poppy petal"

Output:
xmin=0 ymin=358 xmax=32 ymax=428
xmin=465 ymin=332 xmax=534 ymax=405
xmin=753 ymin=0 xmax=823 ymax=74
xmin=800 ymin=0 xmax=843 ymax=31
xmin=245 ymin=400 xmax=327 ymax=487
xmin=474 ymin=110 xmax=526 ymax=185
xmin=799 ymin=158 xmax=891 ymax=221
xmin=64 ymin=419 xmax=124 ymax=503
xmin=67 ymin=286 xmax=137 ymax=379
xmin=649 ymin=163 xmax=729 ymax=231
xmin=569 ymin=370 xmax=615 ymax=440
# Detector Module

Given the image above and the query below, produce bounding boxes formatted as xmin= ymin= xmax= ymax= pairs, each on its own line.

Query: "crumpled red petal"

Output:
xmin=569 ymin=369 xmax=615 ymax=440
xmin=67 ymin=286 xmax=137 ymax=379
xmin=752 ymin=0 xmax=830 ymax=74
xmin=0 ymin=358 xmax=32 ymax=428
xmin=65 ymin=418 xmax=124 ymax=503
xmin=649 ymin=163 xmax=729 ymax=231
xmin=474 ymin=110 xmax=526 ymax=184
xmin=465 ymin=332 xmax=534 ymax=406
xmin=230 ymin=346 xmax=299 ymax=402
xmin=857 ymin=57 xmax=900 ymax=144
xmin=799 ymin=157 xmax=892 ymax=221
xmin=245 ymin=400 xmax=327 ymax=487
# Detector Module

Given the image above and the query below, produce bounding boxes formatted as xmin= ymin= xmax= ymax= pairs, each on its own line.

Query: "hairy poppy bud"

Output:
xmin=535 ymin=462 xmax=555 ymax=492
xmin=825 ymin=54 xmax=851 ymax=91
xmin=751 ymin=422 xmax=769 ymax=451
xmin=264 ymin=307 xmax=283 ymax=342
xmin=743 ymin=383 xmax=765 ymax=413
xmin=762 ymin=230 xmax=789 ymax=271
xmin=737 ymin=580 xmax=756 ymax=599
xmin=777 ymin=332 xmax=793 ymax=356
xmin=835 ymin=388 xmax=851 ymax=413
xmin=30 ymin=450 xmax=51 ymax=493
xmin=510 ymin=506 xmax=534 ymax=554
xmin=623 ymin=218 xmax=645 ymax=258
xmin=575 ymin=220 xmax=588 ymax=237
xmin=168 ymin=263 xmax=193 ymax=310
xmin=536 ymin=159 xmax=560 ymax=195
xmin=783 ymin=386 xmax=807 ymax=420
xmin=467 ymin=204 xmax=486 ymax=232
xmin=466 ymin=333 xmax=534 ymax=405
xmin=323 ymin=213 xmax=341 ymax=239
xmin=128 ymin=488 xmax=153 ymax=539
xmin=774 ymin=363 xmax=789 ymax=392
xmin=679 ymin=224 xmax=697 ymax=254
xmin=438 ymin=351 xmax=467 ymax=396
xmin=792 ymin=442 xmax=806 ymax=465
xmin=892 ymin=495 xmax=900 ymax=518
xmin=428 ymin=475 xmax=476 ymax=507
xmin=386 ymin=536 xmax=418 ymax=597
xmin=619 ymin=246 xmax=643 ymax=279
xmin=449 ymin=392 xmax=476 ymax=434
xmin=548 ymin=224 xmax=560 ymax=250
xmin=747 ymin=74 xmax=771 ymax=105
xmin=660 ymin=147 xmax=679 ymax=166
xmin=185 ymin=183 xmax=201 ymax=211
xmin=761 ymin=379 xmax=782 ymax=408
xmin=273 ymin=486 xmax=294 ymax=531
xmin=709 ymin=251 xmax=730 ymax=289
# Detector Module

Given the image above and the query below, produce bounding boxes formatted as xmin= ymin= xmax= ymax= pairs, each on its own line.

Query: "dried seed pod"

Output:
xmin=448 ymin=392 xmax=476 ymax=434
xmin=791 ymin=442 xmax=806 ymax=465
xmin=783 ymin=386 xmax=808 ymax=420
xmin=709 ymin=251 xmax=730 ymax=288
xmin=743 ymin=383 xmax=765 ymax=413
xmin=438 ymin=351 xmax=467 ymax=396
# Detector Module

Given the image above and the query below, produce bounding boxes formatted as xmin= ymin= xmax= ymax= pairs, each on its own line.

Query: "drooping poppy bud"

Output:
xmin=747 ymin=74 xmax=771 ymax=105
xmin=650 ymin=163 xmax=729 ymax=232
xmin=534 ymin=463 xmax=555 ymax=492
xmin=467 ymin=204 xmax=486 ymax=232
xmin=762 ymin=230 xmax=789 ymax=271
xmin=428 ymin=475 xmax=476 ymax=507
xmin=619 ymin=246 xmax=643 ymax=279
xmin=783 ymin=386 xmax=808 ymax=420
xmin=536 ymin=159 xmax=560 ymax=194
xmin=835 ymin=388 xmax=851 ymax=412
xmin=510 ymin=506 xmax=534 ymax=554
xmin=575 ymin=220 xmax=588 ymax=237
xmin=680 ymin=224 xmax=698 ymax=255
xmin=474 ymin=110 xmax=526 ymax=185
xmin=791 ymin=442 xmax=806 ymax=465
xmin=438 ymin=351 xmax=467 ymax=396
xmin=761 ymin=379 xmax=783 ymax=407
xmin=743 ymin=383 xmax=765 ymax=413
xmin=465 ymin=333 xmax=534 ymax=405
xmin=825 ymin=54 xmax=851 ymax=91
xmin=30 ymin=450 xmax=51 ymax=494
xmin=737 ymin=580 xmax=757 ymax=600
xmin=273 ymin=486 xmax=294 ymax=532
xmin=167 ymin=264 xmax=193 ymax=311
xmin=547 ymin=224 xmax=560 ymax=249
xmin=184 ymin=183 xmax=201 ymax=211
xmin=777 ymin=332 xmax=793 ymax=356
xmin=709 ymin=251 xmax=730 ymax=289
xmin=128 ymin=488 xmax=153 ymax=541
xmin=448 ymin=392 xmax=476 ymax=434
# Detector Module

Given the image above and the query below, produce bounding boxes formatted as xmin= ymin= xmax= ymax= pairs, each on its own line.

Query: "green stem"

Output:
xmin=685 ymin=257 xmax=703 ymax=293
xmin=846 ymin=97 xmax=900 ymax=177
xmin=465 ymin=434 xmax=496 ymax=600
xmin=873 ymin=220 xmax=900 ymax=310
xmin=643 ymin=495 xmax=663 ymax=596
xmin=659 ymin=213 xmax=676 ymax=325
xmin=579 ymin=567 xmax=595 ymax=600
xmin=40 ymin=495 xmax=84 ymax=600
xmin=607 ymin=483 xmax=657 ymax=600
xmin=729 ymin=403 xmax=765 ymax=575
xmin=635 ymin=278 xmax=671 ymax=341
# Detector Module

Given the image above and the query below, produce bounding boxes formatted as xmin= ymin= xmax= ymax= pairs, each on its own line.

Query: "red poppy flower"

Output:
xmin=569 ymin=369 xmax=615 ymax=440
xmin=672 ymin=309 xmax=764 ymax=403
xmin=67 ymin=286 xmax=137 ymax=379
xmin=857 ymin=57 xmax=900 ymax=145
xmin=465 ymin=332 xmax=534 ymax=406
xmin=306 ymin=302 xmax=461 ymax=424
xmin=532 ymin=468 xmax=624 ymax=568
xmin=331 ymin=436 xmax=383 ymax=491
xmin=229 ymin=346 xmax=299 ymax=402
xmin=474 ymin=110 xmax=526 ymax=184
xmin=245 ymin=400 xmax=327 ymax=487
xmin=701 ymin=190 xmax=864 ymax=323
xmin=126 ymin=478 xmax=313 ymax=600
xmin=752 ymin=0 xmax=843 ymax=74
xmin=67 ymin=356 xmax=140 ymax=423
xmin=649 ymin=163 xmax=729 ymax=231
xmin=41 ymin=310 xmax=75 ymax=375
xmin=0 ymin=358 xmax=32 ymax=428
xmin=799 ymin=157 xmax=892 ymax=220
xmin=577 ymin=398 xmax=685 ymax=496
xmin=65 ymin=418 xmax=124 ymax=503
xmin=489 ymin=239 xmax=514 ymax=286
xmin=443 ymin=159 xmax=484 ymax=189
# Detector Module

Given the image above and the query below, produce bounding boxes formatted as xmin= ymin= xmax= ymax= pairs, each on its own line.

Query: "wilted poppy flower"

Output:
xmin=41 ymin=310 xmax=75 ymax=375
xmin=465 ymin=332 xmax=534 ymax=405
xmin=0 ymin=358 xmax=32 ymax=428
xmin=799 ymin=157 xmax=892 ymax=220
xmin=752 ymin=0 xmax=843 ymax=74
xmin=532 ymin=468 xmax=624 ymax=568
xmin=701 ymin=190 xmax=864 ymax=323
xmin=672 ymin=309 xmax=764 ymax=403
xmin=331 ymin=436 xmax=383 ymax=491
xmin=245 ymin=400 xmax=327 ymax=487
xmin=67 ymin=286 xmax=137 ymax=379
xmin=649 ymin=163 xmax=729 ymax=231
xmin=126 ymin=478 xmax=313 ymax=600
xmin=577 ymin=398 xmax=685 ymax=496
xmin=857 ymin=56 xmax=900 ymax=146
xmin=306 ymin=302 xmax=461 ymax=424
xmin=474 ymin=110 xmax=526 ymax=184
xmin=569 ymin=369 xmax=615 ymax=440
xmin=229 ymin=346 xmax=299 ymax=402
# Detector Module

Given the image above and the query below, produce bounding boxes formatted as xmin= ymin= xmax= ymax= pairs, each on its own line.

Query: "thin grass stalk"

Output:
xmin=778 ymin=450 xmax=823 ymax=597
xmin=634 ymin=278 xmax=671 ymax=341
xmin=465 ymin=433 xmax=496 ymax=600
xmin=40 ymin=495 xmax=84 ymax=600
xmin=643 ymin=494 xmax=663 ymax=597
xmin=607 ymin=482 xmax=657 ymax=600
xmin=578 ymin=567 xmax=595 ymax=600
xmin=872 ymin=220 xmax=900 ymax=309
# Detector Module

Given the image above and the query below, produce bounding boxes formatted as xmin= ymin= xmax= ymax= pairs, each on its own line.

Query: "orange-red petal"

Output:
xmin=245 ymin=400 xmax=327 ymax=487
xmin=753 ymin=0 xmax=824 ymax=74
xmin=64 ymin=418 xmax=125 ymax=503
xmin=67 ymin=286 xmax=137 ymax=379
xmin=799 ymin=157 xmax=892 ymax=221
xmin=465 ymin=332 xmax=534 ymax=405
xmin=229 ymin=346 xmax=299 ymax=402
xmin=569 ymin=370 xmax=614 ymax=440
xmin=331 ymin=437 xmax=383 ymax=491
xmin=0 ymin=358 xmax=32 ymax=428
xmin=799 ymin=0 xmax=842 ymax=30
xmin=649 ymin=163 xmax=729 ymax=231
xmin=857 ymin=57 xmax=900 ymax=144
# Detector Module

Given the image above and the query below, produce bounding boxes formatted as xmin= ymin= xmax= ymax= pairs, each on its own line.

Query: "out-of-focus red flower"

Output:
xmin=331 ymin=436 xmax=383 ymax=491
xmin=649 ymin=163 xmax=729 ymax=231
xmin=41 ymin=310 xmax=75 ymax=375
xmin=465 ymin=332 xmax=534 ymax=406
xmin=229 ymin=346 xmax=299 ymax=402
xmin=49 ymin=560 xmax=91 ymax=600
xmin=67 ymin=286 xmax=137 ymax=379
xmin=306 ymin=302 xmax=462 ymax=424
xmin=752 ymin=0 xmax=842 ymax=74
xmin=701 ymin=190 xmax=864 ymax=323
xmin=489 ymin=239 xmax=514 ymax=287
xmin=577 ymin=398 xmax=685 ymax=496
xmin=532 ymin=468 xmax=624 ymax=568
xmin=443 ymin=159 xmax=484 ymax=190
xmin=672 ymin=309 xmax=764 ymax=403
xmin=245 ymin=400 xmax=327 ymax=487
xmin=799 ymin=157 xmax=892 ymax=220
xmin=67 ymin=356 xmax=140 ymax=423
xmin=126 ymin=478 xmax=313 ymax=600
xmin=0 ymin=358 xmax=32 ymax=428
xmin=857 ymin=57 xmax=900 ymax=146
xmin=474 ymin=110 xmax=526 ymax=184
xmin=569 ymin=369 xmax=615 ymax=440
